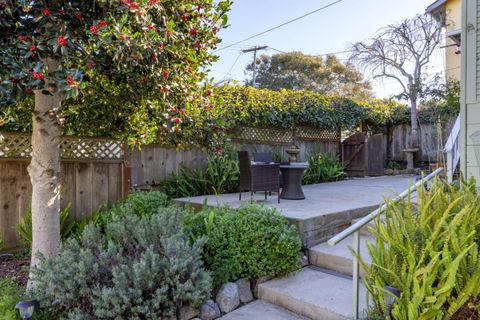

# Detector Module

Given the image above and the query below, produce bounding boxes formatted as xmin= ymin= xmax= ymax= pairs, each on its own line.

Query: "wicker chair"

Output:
xmin=238 ymin=151 xmax=280 ymax=203
xmin=253 ymin=152 xmax=273 ymax=163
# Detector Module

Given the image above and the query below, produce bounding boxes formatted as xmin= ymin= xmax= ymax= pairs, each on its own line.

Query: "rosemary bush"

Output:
xmin=31 ymin=206 xmax=211 ymax=320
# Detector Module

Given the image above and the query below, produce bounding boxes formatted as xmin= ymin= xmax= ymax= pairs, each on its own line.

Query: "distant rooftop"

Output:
xmin=425 ymin=0 xmax=446 ymax=14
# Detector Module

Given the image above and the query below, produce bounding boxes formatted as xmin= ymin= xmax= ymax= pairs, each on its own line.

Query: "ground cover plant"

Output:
xmin=363 ymin=178 xmax=480 ymax=319
xmin=184 ymin=203 xmax=302 ymax=288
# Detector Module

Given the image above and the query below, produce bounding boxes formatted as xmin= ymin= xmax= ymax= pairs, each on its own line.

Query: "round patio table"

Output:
xmin=279 ymin=162 xmax=309 ymax=200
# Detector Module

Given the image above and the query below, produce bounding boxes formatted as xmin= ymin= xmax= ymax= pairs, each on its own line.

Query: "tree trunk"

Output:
xmin=27 ymin=59 xmax=62 ymax=289
xmin=409 ymin=96 xmax=419 ymax=149
xmin=405 ymin=95 xmax=419 ymax=171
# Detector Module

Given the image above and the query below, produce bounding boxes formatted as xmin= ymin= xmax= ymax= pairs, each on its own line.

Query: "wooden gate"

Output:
xmin=342 ymin=133 xmax=384 ymax=177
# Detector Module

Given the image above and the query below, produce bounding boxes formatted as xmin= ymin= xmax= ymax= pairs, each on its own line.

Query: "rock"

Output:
xmin=215 ymin=282 xmax=240 ymax=313
xmin=253 ymin=276 xmax=272 ymax=298
xmin=200 ymin=299 xmax=221 ymax=320
xmin=179 ymin=305 xmax=199 ymax=320
xmin=301 ymin=255 xmax=309 ymax=267
xmin=235 ymin=278 xmax=253 ymax=303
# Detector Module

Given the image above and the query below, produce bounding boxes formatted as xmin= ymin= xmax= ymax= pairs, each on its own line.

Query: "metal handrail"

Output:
xmin=444 ymin=115 xmax=460 ymax=183
xmin=327 ymin=167 xmax=444 ymax=319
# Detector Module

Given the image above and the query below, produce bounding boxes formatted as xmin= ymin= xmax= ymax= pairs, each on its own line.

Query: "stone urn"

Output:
xmin=285 ymin=146 xmax=300 ymax=163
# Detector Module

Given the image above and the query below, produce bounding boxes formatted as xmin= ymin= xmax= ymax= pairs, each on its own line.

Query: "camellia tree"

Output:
xmin=0 ymin=0 xmax=230 ymax=283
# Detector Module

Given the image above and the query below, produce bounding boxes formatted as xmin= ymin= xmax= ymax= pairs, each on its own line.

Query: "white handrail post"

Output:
xmin=352 ymin=230 xmax=360 ymax=320
xmin=446 ymin=149 xmax=453 ymax=183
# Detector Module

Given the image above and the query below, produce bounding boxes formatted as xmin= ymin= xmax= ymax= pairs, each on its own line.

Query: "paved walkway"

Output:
xmin=175 ymin=175 xmax=417 ymax=221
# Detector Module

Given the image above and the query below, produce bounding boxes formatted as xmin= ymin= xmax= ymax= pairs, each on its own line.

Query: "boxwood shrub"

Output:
xmin=184 ymin=204 xmax=302 ymax=287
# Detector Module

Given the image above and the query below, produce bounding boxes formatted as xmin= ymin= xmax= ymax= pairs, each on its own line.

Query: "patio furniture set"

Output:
xmin=237 ymin=151 xmax=309 ymax=203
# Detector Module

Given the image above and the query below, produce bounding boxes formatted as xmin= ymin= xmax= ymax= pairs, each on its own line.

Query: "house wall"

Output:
xmin=460 ymin=0 xmax=480 ymax=184
xmin=445 ymin=0 xmax=462 ymax=80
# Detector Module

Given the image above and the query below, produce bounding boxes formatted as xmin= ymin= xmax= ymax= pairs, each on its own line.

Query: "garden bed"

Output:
xmin=0 ymin=254 xmax=29 ymax=287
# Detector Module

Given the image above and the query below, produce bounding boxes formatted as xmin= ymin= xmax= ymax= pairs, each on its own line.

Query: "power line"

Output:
xmin=215 ymin=52 xmax=244 ymax=84
xmin=214 ymin=0 xmax=346 ymax=53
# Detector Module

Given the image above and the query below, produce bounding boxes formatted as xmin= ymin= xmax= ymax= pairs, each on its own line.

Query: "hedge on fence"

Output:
xmin=0 ymin=82 xmax=459 ymax=148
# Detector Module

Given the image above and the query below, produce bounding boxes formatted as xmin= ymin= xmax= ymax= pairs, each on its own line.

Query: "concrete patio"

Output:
xmin=175 ymin=175 xmax=417 ymax=247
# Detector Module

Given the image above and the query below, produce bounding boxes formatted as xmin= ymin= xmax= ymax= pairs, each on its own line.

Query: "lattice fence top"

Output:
xmin=230 ymin=126 xmax=339 ymax=145
xmin=0 ymin=133 xmax=123 ymax=161
xmin=296 ymin=126 xmax=340 ymax=141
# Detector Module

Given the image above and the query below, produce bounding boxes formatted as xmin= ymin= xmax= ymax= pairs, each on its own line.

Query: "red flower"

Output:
xmin=42 ymin=8 xmax=50 ymax=16
xmin=90 ymin=25 xmax=98 ymax=35
xmin=157 ymin=42 xmax=164 ymax=49
xmin=19 ymin=35 xmax=28 ymax=41
xmin=206 ymin=89 xmax=213 ymax=96
xmin=189 ymin=28 xmax=197 ymax=36
xmin=29 ymin=45 xmax=38 ymax=52
xmin=122 ymin=0 xmax=138 ymax=10
xmin=174 ymin=117 xmax=182 ymax=124
xmin=194 ymin=40 xmax=200 ymax=47
xmin=31 ymin=53 xmax=37 ymax=60
xmin=58 ymin=9 xmax=65 ymax=14
xmin=181 ymin=15 xmax=187 ymax=21
xmin=179 ymin=109 xmax=187 ymax=115
xmin=148 ymin=0 xmax=159 ymax=5
xmin=162 ymin=71 xmax=169 ymax=79
xmin=86 ymin=62 xmax=94 ymax=69
xmin=197 ymin=4 xmax=203 ymax=10
xmin=98 ymin=20 xmax=107 ymax=27
xmin=25 ymin=88 xmax=33 ymax=94
xmin=32 ymin=72 xmax=44 ymax=80
xmin=66 ymin=76 xmax=74 ymax=85
xmin=75 ymin=12 xmax=82 ymax=20
xmin=147 ymin=24 xmax=156 ymax=31
xmin=57 ymin=35 xmax=67 ymax=47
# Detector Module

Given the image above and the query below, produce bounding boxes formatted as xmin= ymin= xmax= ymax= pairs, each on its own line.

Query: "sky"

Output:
xmin=209 ymin=0 xmax=445 ymax=98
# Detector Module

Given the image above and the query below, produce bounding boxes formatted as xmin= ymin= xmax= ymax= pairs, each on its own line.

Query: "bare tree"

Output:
xmin=349 ymin=14 xmax=443 ymax=168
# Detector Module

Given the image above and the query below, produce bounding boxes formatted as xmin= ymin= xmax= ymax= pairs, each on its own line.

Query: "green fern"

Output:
xmin=362 ymin=177 xmax=480 ymax=320
xmin=17 ymin=203 xmax=74 ymax=249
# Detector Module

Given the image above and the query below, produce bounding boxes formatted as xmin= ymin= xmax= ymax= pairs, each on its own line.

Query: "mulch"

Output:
xmin=0 ymin=254 xmax=30 ymax=287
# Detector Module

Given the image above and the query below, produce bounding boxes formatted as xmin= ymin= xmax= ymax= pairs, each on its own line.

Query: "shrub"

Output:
xmin=31 ymin=206 xmax=211 ymax=320
xmin=363 ymin=178 xmax=480 ymax=319
xmin=96 ymin=190 xmax=170 ymax=228
xmin=302 ymin=153 xmax=345 ymax=185
xmin=184 ymin=204 xmax=302 ymax=287
xmin=162 ymin=146 xmax=239 ymax=198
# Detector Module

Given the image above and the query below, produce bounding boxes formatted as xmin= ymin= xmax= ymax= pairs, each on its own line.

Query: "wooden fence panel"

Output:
xmin=0 ymin=161 xmax=124 ymax=250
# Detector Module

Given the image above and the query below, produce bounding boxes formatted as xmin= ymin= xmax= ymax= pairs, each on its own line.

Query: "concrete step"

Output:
xmin=258 ymin=267 xmax=367 ymax=320
xmin=219 ymin=299 xmax=308 ymax=320
xmin=308 ymin=234 xmax=374 ymax=277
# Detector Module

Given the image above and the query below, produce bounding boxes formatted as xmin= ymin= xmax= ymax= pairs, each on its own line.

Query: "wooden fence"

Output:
xmin=386 ymin=118 xmax=456 ymax=163
xmin=129 ymin=126 xmax=341 ymax=186
xmin=0 ymin=133 xmax=126 ymax=250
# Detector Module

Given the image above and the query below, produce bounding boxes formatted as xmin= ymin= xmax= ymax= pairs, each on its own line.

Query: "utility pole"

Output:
xmin=242 ymin=46 xmax=268 ymax=87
